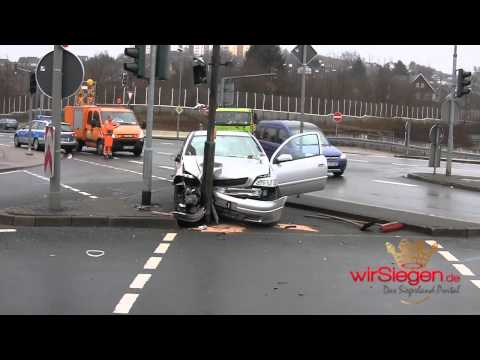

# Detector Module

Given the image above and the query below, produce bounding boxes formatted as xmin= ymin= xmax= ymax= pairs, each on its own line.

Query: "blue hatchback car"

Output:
xmin=255 ymin=120 xmax=347 ymax=176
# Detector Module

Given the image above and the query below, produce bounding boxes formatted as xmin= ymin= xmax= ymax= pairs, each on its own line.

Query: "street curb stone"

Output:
xmin=395 ymin=154 xmax=480 ymax=165
xmin=71 ymin=216 xmax=109 ymax=227
xmin=34 ymin=216 xmax=72 ymax=226
xmin=407 ymin=173 xmax=480 ymax=192
xmin=0 ymin=213 xmax=13 ymax=226
xmin=13 ymin=216 xmax=35 ymax=226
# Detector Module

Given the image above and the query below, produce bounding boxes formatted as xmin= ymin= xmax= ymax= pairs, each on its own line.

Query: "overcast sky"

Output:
xmin=0 ymin=45 xmax=478 ymax=74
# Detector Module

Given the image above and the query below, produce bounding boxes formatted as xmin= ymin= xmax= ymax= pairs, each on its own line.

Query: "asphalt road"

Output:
xmin=1 ymin=211 xmax=480 ymax=314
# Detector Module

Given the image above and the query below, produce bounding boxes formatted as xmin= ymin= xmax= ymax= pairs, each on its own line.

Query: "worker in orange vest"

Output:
xmin=102 ymin=115 xmax=116 ymax=159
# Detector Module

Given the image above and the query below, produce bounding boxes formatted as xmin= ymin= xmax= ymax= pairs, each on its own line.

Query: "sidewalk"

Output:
xmin=152 ymin=130 xmax=188 ymax=140
xmin=0 ymin=146 xmax=44 ymax=172
xmin=407 ymin=173 xmax=480 ymax=192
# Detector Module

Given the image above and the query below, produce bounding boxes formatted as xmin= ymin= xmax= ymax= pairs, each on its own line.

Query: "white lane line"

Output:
xmin=369 ymin=155 xmax=389 ymax=158
xmin=129 ymin=274 xmax=152 ymax=289
xmin=152 ymin=175 xmax=167 ymax=180
xmin=89 ymin=195 xmax=98 ymax=199
xmin=70 ymin=188 xmax=80 ymax=192
xmin=391 ymin=162 xmax=418 ymax=167
xmin=372 ymin=180 xmax=418 ymax=187
xmin=159 ymin=165 xmax=175 ymax=170
xmin=79 ymin=192 xmax=91 ymax=196
xmin=163 ymin=233 xmax=177 ymax=242
xmin=157 ymin=152 xmax=173 ymax=155
xmin=348 ymin=159 xmax=369 ymax=163
xmin=438 ymin=251 xmax=459 ymax=262
xmin=0 ymin=144 xmax=12 ymax=147
xmin=128 ymin=160 xmax=143 ymax=165
xmin=0 ymin=170 xmax=21 ymax=175
xmin=425 ymin=240 xmax=443 ymax=249
xmin=161 ymin=142 xmax=173 ymax=145
xmin=471 ymin=280 xmax=480 ymax=289
xmin=0 ymin=229 xmax=16 ymax=233
xmin=144 ymin=257 xmax=163 ymax=270
xmin=113 ymin=293 xmax=139 ymax=314
xmin=452 ymin=264 xmax=475 ymax=276
xmin=154 ymin=243 xmax=170 ymax=254
xmin=113 ymin=157 xmax=119 ymax=160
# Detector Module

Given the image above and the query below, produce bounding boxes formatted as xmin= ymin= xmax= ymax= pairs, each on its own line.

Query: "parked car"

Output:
xmin=255 ymin=120 xmax=347 ymax=176
xmin=173 ymin=130 xmax=328 ymax=226
xmin=14 ymin=120 xmax=77 ymax=153
xmin=0 ymin=118 xmax=18 ymax=130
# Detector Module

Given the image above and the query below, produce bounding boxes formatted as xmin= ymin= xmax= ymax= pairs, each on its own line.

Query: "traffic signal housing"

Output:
xmin=193 ymin=57 xmax=208 ymax=85
xmin=155 ymin=45 xmax=170 ymax=80
xmin=121 ymin=72 xmax=127 ymax=87
xmin=29 ymin=72 xmax=36 ymax=94
xmin=124 ymin=45 xmax=146 ymax=79
xmin=456 ymin=68 xmax=472 ymax=98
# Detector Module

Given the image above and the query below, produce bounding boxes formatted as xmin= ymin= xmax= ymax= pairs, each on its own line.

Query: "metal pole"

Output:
xmin=300 ymin=45 xmax=307 ymax=133
xmin=177 ymin=50 xmax=183 ymax=141
xmin=141 ymin=45 xmax=157 ymax=206
xmin=202 ymin=45 xmax=220 ymax=224
xmin=49 ymin=45 xmax=63 ymax=210
xmin=219 ymin=78 xmax=225 ymax=107
xmin=26 ymin=91 xmax=33 ymax=155
xmin=446 ymin=45 xmax=457 ymax=176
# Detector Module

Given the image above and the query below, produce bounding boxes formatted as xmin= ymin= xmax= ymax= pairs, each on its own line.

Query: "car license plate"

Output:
xmin=327 ymin=161 xmax=338 ymax=167
xmin=123 ymin=146 xmax=134 ymax=150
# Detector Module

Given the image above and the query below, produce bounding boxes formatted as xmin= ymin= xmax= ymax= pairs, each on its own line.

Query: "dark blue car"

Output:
xmin=255 ymin=120 xmax=347 ymax=176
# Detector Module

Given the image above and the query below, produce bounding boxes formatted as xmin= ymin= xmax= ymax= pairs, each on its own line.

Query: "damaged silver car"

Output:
xmin=173 ymin=130 xmax=328 ymax=226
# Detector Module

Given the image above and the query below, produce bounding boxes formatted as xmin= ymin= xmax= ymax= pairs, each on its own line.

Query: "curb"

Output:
xmin=0 ymin=163 xmax=43 ymax=173
xmin=285 ymin=198 xmax=480 ymax=238
xmin=152 ymin=135 xmax=187 ymax=141
xmin=407 ymin=173 xmax=480 ymax=192
xmin=394 ymin=154 xmax=480 ymax=165
xmin=0 ymin=211 xmax=178 ymax=229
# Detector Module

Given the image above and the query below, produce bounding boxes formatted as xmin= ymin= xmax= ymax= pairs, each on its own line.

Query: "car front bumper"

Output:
xmin=112 ymin=138 xmax=143 ymax=151
xmin=213 ymin=191 xmax=287 ymax=224
xmin=328 ymin=158 xmax=347 ymax=172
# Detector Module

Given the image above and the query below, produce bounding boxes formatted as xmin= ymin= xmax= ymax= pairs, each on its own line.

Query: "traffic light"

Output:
xmin=121 ymin=72 xmax=127 ymax=87
xmin=155 ymin=45 xmax=170 ymax=80
xmin=456 ymin=68 xmax=472 ymax=98
xmin=193 ymin=57 xmax=207 ymax=85
xmin=124 ymin=45 xmax=146 ymax=78
xmin=29 ymin=72 xmax=36 ymax=94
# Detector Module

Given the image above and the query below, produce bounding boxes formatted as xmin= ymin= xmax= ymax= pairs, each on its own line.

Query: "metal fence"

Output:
xmin=3 ymin=86 xmax=480 ymax=122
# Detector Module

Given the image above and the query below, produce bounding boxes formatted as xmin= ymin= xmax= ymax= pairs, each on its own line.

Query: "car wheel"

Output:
xmin=33 ymin=138 xmax=40 ymax=151
xmin=333 ymin=170 xmax=344 ymax=177
xmin=14 ymin=136 xmax=20 ymax=147
xmin=96 ymin=140 xmax=104 ymax=156
xmin=65 ymin=147 xmax=73 ymax=154
xmin=133 ymin=148 xmax=143 ymax=157
xmin=76 ymin=141 xmax=83 ymax=152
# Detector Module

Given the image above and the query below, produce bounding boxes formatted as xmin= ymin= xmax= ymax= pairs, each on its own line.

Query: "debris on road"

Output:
xmin=305 ymin=213 xmax=404 ymax=233
xmin=191 ymin=224 xmax=246 ymax=233
xmin=275 ymin=223 xmax=319 ymax=232
xmin=86 ymin=249 xmax=105 ymax=257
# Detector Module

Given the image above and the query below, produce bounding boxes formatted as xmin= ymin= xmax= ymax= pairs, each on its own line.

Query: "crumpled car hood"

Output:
xmin=181 ymin=155 xmax=271 ymax=182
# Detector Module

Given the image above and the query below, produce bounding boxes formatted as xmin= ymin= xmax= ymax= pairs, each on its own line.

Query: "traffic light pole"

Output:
xmin=141 ymin=45 xmax=157 ymax=206
xmin=49 ymin=45 xmax=63 ymax=210
xmin=26 ymin=92 xmax=33 ymax=155
xmin=300 ymin=45 xmax=307 ymax=134
xmin=202 ymin=45 xmax=220 ymax=224
xmin=446 ymin=45 xmax=457 ymax=177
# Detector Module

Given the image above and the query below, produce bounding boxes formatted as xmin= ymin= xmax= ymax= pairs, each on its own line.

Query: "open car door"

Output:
xmin=270 ymin=132 xmax=328 ymax=197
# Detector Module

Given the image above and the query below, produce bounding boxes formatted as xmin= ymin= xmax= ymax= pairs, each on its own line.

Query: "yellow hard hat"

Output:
xmin=86 ymin=79 xmax=94 ymax=87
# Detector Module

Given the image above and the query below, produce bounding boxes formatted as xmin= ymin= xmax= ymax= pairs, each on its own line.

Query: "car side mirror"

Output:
xmin=276 ymin=153 xmax=293 ymax=163
xmin=174 ymin=153 xmax=181 ymax=163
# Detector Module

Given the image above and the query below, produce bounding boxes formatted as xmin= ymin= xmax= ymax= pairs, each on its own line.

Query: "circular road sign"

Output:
xmin=333 ymin=111 xmax=343 ymax=123
xmin=176 ymin=106 xmax=183 ymax=115
xmin=36 ymin=49 xmax=84 ymax=99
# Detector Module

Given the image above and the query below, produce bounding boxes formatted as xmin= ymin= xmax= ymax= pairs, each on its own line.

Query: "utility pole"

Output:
xmin=142 ymin=45 xmax=157 ymax=206
xmin=300 ymin=45 xmax=307 ymax=133
xmin=446 ymin=45 xmax=457 ymax=177
xmin=49 ymin=45 xmax=63 ymax=210
xmin=202 ymin=45 xmax=220 ymax=224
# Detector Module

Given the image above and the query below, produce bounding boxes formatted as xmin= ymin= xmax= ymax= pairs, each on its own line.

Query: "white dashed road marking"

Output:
xmin=391 ymin=163 xmax=418 ymax=167
xmin=161 ymin=142 xmax=173 ymax=145
xmin=471 ymin=280 xmax=480 ymax=289
xmin=425 ymin=240 xmax=443 ymax=248
xmin=0 ymin=229 xmax=16 ymax=233
xmin=0 ymin=170 xmax=21 ymax=175
xmin=438 ymin=251 xmax=459 ymax=262
xmin=159 ymin=165 xmax=175 ymax=170
xmin=128 ymin=160 xmax=143 ymax=165
xmin=156 ymin=152 xmax=173 ymax=155
xmin=113 ymin=294 xmax=139 ymax=314
xmin=163 ymin=233 xmax=177 ymax=241
xmin=349 ymin=159 xmax=369 ymax=163
xmin=372 ymin=180 xmax=418 ymax=187
xmin=452 ymin=264 xmax=475 ymax=276
xmin=144 ymin=257 xmax=162 ymax=270
xmin=154 ymin=243 xmax=170 ymax=254
xmin=129 ymin=274 xmax=152 ymax=289
xmin=79 ymin=192 xmax=91 ymax=196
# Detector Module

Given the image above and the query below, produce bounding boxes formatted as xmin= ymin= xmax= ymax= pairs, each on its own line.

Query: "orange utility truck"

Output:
xmin=63 ymin=79 xmax=144 ymax=156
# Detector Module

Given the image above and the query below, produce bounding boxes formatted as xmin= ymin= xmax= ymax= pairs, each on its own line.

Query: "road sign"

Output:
xmin=297 ymin=66 xmax=312 ymax=75
xmin=176 ymin=106 xmax=183 ymax=115
xmin=127 ymin=91 xmax=133 ymax=101
xmin=292 ymin=45 xmax=317 ymax=65
xmin=44 ymin=126 xmax=55 ymax=178
xmin=333 ymin=112 xmax=343 ymax=123
xmin=36 ymin=49 xmax=84 ymax=99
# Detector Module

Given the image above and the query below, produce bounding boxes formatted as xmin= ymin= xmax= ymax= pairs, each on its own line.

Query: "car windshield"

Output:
xmin=61 ymin=124 xmax=73 ymax=132
xmin=291 ymin=125 xmax=330 ymax=145
xmin=186 ymin=134 xmax=264 ymax=159
xmin=215 ymin=111 xmax=251 ymax=126
xmin=101 ymin=111 xmax=137 ymax=125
